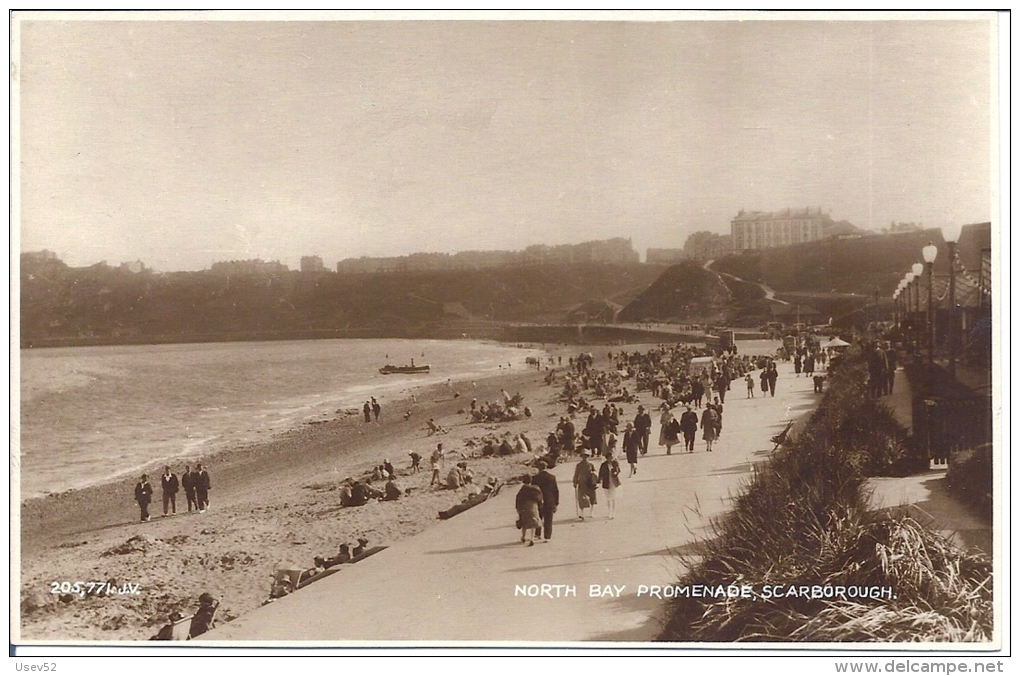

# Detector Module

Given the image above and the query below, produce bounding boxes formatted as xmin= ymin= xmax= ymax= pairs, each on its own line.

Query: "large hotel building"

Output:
xmin=731 ymin=207 xmax=835 ymax=251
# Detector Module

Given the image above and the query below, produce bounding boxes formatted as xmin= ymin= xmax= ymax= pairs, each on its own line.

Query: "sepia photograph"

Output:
xmin=11 ymin=10 xmax=1006 ymax=658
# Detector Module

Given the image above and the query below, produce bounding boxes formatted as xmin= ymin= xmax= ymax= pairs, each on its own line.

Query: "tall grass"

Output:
xmin=658 ymin=349 xmax=993 ymax=642
xmin=945 ymin=444 xmax=992 ymax=522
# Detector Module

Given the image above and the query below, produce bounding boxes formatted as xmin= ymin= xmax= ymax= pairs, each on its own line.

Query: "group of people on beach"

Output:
xmin=363 ymin=397 xmax=382 ymax=423
xmin=134 ymin=464 xmax=210 ymax=522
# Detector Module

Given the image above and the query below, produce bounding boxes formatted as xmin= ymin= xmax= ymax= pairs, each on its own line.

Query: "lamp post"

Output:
xmin=922 ymin=243 xmax=938 ymax=391
xmin=893 ymin=287 xmax=902 ymax=334
xmin=911 ymin=262 xmax=924 ymax=353
xmin=905 ymin=272 xmax=916 ymax=350
xmin=941 ymin=224 xmax=964 ymax=380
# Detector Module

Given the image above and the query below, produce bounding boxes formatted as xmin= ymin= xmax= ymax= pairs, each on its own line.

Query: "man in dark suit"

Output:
xmin=134 ymin=474 xmax=153 ymax=522
xmin=194 ymin=463 xmax=211 ymax=512
xmin=160 ymin=466 xmax=179 ymax=517
xmin=634 ymin=405 xmax=652 ymax=455
xmin=182 ymin=465 xmax=197 ymax=512
xmin=680 ymin=404 xmax=699 ymax=453
xmin=532 ymin=461 xmax=559 ymax=542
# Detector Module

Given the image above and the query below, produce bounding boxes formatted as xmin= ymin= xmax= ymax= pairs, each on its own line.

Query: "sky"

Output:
xmin=15 ymin=13 xmax=998 ymax=272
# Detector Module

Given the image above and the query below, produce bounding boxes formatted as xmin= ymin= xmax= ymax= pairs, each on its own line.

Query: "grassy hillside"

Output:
xmin=710 ymin=228 xmax=983 ymax=297
xmin=20 ymin=260 xmax=662 ymax=346
xmin=617 ymin=261 xmax=731 ymax=323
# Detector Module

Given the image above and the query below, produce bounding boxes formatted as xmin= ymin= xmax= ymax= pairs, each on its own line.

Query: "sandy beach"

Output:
xmin=18 ymin=344 xmax=626 ymax=641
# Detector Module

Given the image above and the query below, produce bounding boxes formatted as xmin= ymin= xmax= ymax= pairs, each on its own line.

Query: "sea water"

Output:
xmin=18 ymin=338 xmax=545 ymax=499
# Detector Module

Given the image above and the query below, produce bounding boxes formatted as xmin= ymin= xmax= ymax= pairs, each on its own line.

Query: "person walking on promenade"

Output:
xmin=430 ymin=443 xmax=446 ymax=487
xmin=885 ymin=343 xmax=898 ymax=395
xmin=515 ymin=475 xmax=544 ymax=546
xmin=194 ymin=463 xmax=211 ymax=512
xmin=160 ymin=466 xmax=179 ymax=517
xmin=760 ymin=368 xmax=769 ymax=396
xmin=598 ymin=452 xmax=622 ymax=520
xmin=715 ymin=372 xmax=729 ymax=404
xmin=560 ymin=417 xmax=576 ymax=454
xmin=680 ymin=404 xmax=699 ymax=453
xmin=794 ymin=352 xmax=802 ymax=377
xmin=700 ymin=405 xmax=719 ymax=453
xmin=766 ymin=362 xmax=778 ymax=397
xmin=691 ymin=377 xmax=705 ymax=408
xmin=663 ymin=411 xmax=681 ymax=455
xmin=658 ymin=404 xmax=673 ymax=449
xmin=532 ymin=461 xmax=559 ymax=542
xmin=572 ymin=451 xmax=598 ymax=520
xmin=622 ymin=422 xmax=640 ymax=476
xmin=634 ymin=405 xmax=652 ymax=455
xmin=745 ymin=372 xmax=756 ymax=398
xmin=181 ymin=465 xmax=197 ymax=512
xmin=711 ymin=396 xmax=724 ymax=438
xmin=134 ymin=474 xmax=153 ymax=522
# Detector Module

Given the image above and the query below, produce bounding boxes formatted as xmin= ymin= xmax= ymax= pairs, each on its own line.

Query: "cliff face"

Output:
xmin=19 ymin=260 xmax=662 ymax=347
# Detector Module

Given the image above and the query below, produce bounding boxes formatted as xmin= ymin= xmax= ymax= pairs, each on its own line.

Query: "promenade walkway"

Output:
xmin=866 ymin=363 xmax=992 ymax=558
xmin=207 ymin=361 xmax=819 ymax=643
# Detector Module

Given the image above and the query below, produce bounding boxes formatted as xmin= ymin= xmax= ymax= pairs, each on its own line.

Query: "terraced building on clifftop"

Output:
xmin=731 ymin=207 xmax=836 ymax=251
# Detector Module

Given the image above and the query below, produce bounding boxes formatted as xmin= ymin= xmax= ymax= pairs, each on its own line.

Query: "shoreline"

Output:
xmin=18 ymin=343 xmax=637 ymax=640
xmin=18 ymin=337 xmax=547 ymax=499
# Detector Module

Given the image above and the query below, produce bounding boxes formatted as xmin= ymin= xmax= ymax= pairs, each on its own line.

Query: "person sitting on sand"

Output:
xmin=383 ymin=459 xmax=395 ymax=477
xmin=188 ymin=593 xmax=219 ymax=639
xmin=314 ymin=543 xmax=352 ymax=569
xmin=348 ymin=480 xmax=382 ymax=507
xmin=352 ymin=537 xmax=370 ymax=558
xmin=445 ymin=463 xmax=465 ymax=489
xmin=382 ymin=476 xmax=402 ymax=501
xmin=150 ymin=610 xmax=186 ymax=640
xmin=338 ymin=477 xmax=355 ymax=506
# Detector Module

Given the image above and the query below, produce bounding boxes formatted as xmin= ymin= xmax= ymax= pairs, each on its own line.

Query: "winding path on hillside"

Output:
xmin=206 ymin=349 xmax=818 ymax=643
xmin=704 ymin=258 xmax=789 ymax=306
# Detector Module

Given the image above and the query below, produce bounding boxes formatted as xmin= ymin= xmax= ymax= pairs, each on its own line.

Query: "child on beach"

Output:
xmin=430 ymin=443 xmax=445 ymax=486
xmin=746 ymin=372 xmax=755 ymax=398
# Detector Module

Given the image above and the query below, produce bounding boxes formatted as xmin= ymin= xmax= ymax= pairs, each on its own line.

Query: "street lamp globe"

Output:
xmin=911 ymin=263 xmax=924 ymax=277
xmin=905 ymin=272 xmax=915 ymax=284
xmin=922 ymin=242 xmax=938 ymax=264
xmin=941 ymin=223 xmax=964 ymax=244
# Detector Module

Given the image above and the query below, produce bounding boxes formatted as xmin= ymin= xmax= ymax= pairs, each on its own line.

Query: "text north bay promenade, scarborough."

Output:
xmin=514 ymin=584 xmax=897 ymax=600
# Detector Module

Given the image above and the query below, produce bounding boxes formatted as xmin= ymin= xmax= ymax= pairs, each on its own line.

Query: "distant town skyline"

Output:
xmin=15 ymin=13 xmax=999 ymax=272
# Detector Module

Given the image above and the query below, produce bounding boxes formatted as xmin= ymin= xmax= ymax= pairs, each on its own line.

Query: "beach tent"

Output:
xmin=821 ymin=337 xmax=850 ymax=349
